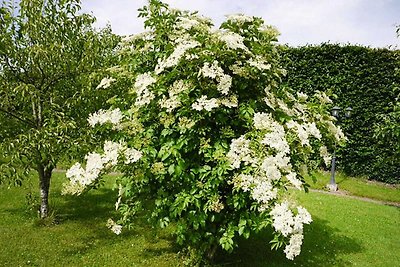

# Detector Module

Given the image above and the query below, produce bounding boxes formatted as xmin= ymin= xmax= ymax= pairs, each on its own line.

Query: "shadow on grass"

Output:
xmin=214 ymin=216 xmax=363 ymax=267
xmin=55 ymin=187 xmax=179 ymax=259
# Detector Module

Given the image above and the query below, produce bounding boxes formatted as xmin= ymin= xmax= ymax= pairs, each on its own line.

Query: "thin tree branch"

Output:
xmin=0 ymin=107 xmax=35 ymax=126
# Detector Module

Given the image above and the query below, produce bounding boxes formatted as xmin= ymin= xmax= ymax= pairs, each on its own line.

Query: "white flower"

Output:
xmin=107 ymin=218 xmax=122 ymax=235
xmin=248 ymin=56 xmax=271 ymax=71
xmin=227 ymin=136 xmax=254 ymax=168
xmin=66 ymin=163 xmax=84 ymax=183
xmin=88 ymin=108 xmax=123 ymax=128
xmin=219 ymin=95 xmax=238 ymax=108
xmin=261 ymin=158 xmax=282 ymax=181
xmin=176 ymin=17 xmax=199 ymax=30
xmin=217 ymin=74 xmax=232 ymax=95
xmin=286 ymin=121 xmax=310 ymax=147
xmin=270 ymin=201 xmax=294 ymax=237
xmin=124 ymin=147 xmax=142 ymax=164
xmin=64 ymin=141 xmax=142 ymax=195
xmin=284 ymin=233 xmax=303 ymax=260
xmin=201 ymin=61 xmax=232 ymax=95
xmin=103 ymin=141 xmax=124 ymax=166
xmin=232 ymin=174 xmax=254 ymax=192
xmin=276 ymin=99 xmax=294 ymax=116
xmin=191 ymin=95 xmax=219 ymax=111
xmin=315 ymin=90 xmax=333 ymax=104
xmin=251 ymin=179 xmax=278 ymax=204
xmin=305 ymin=122 xmax=322 ymax=140
xmin=326 ymin=121 xmax=346 ymax=142
xmin=286 ymin=172 xmax=303 ymax=190
xmin=133 ymin=72 xmax=156 ymax=107
xmin=217 ymin=30 xmax=248 ymax=51
xmin=297 ymin=92 xmax=308 ymax=101
xmin=226 ymin=14 xmax=254 ymax=24
xmin=96 ymin=77 xmax=116 ymax=89
xmin=253 ymin=112 xmax=275 ymax=130
xmin=319 ymin=146 xmax=332 ymax=167
xmin=261 ymin=132 xmax=290 ymax=155
xmin=155 ymin=40 xmax=200 ymax=74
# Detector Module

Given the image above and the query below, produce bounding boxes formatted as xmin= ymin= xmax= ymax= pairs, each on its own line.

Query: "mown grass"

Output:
xmin=305 ymin=170 xmax=400 ymax=203
xmin=0 ymin=172 xmax=399 ymax=266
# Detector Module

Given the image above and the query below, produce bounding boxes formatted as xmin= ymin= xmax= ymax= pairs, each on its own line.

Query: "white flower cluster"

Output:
xmin=226 ymin=136 xmax=255 ymax=169
xmin=248 ymin=56 xmax=271 ymax=71
xmin=225 ymin=14 xmax=254 ymax=24
xmin=315 ymin=90 xmax=333 ymax=104
xmin=326 ymin=121 xmax=346 ymax=142
xmin=176 ymin=17 xmax=199 ymax=30
xmin=270 ymin=202 xmax=312 ymax=260
xmin=133 ymin=72 xmax=156 ymax=107
xmin=219 ymin=95 xmax=238 ymax=108
xmin=96 ymin=77 xmax=116 ymax=89
xmin=297 ymin=92 xmax=308 ymax=101
xmin=286 ymin=120 xmax=322 ymax=147
xmin=159 ymin=80 xmax=188 ymax=112
xmin=201 ymin=61 xmax=232 ymax=95
xmin=319 ymin=146 xmax=332 ymax=166
xmin=63 ymin=141 xmax=142 ymax=195
xmin=261 ymin=129 xmax=290 ymax=155
xmin=107 ymin=218 xmax=123 ymax=235
xmin=88 ymin=108 xmax=123 ymax=128
xmin=192 ymin=95 xmax=219 ymax=111
xmin=254 ymin=112 xmax=291 ymax=155
xmin=232 ymin=174 xmax=278 ymax=209
xmin=217 ymin=30 xmax=249 ymax=52
xmin=155 ymin=40 xmax=200 ymax=74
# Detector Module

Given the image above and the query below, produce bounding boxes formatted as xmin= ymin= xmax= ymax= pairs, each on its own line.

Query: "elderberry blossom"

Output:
xmin=176 ymin=17 xmax=199 ymax=30
xmin=284 ymin=233 xmax=303 ymax=260
xmin=133 ymin=72 xmax=156 ymax=107
xmin=248 ymin=56 xmax=271 ymax=71
xmin=96 ymin=77 xmax=116 ymax=89
xmin=201 ymin=61 xmax=232 ymax=95
xmin=251 ymin=179 xmax=278 ymax=205
xmin=217 ymin=30 xmax=248 ymax=51
xmin=297 ymin=92 xmax=308 ymax=101
xmin=192 ymin=95 xmax=219 ymax=111
xmin=225 ymin=14 xmax=254 ymax=24
xmin=319 ymin=146 xmax=332 ymax=166
xmin=315 ymin=90 xmax=333 ymax=104
xmin=159 ymin=80 xmax=188 ymax=112
xmin=227 ymin=136 xmax=254 ymax=168
xmin=63 ymin=141 xmax=142 ymax=195
xmin=270 ymin=202 xmax=295 ymax=237
xmin=155 ymin=40 xmax=200 ymax=74
xmin=107 ymin=218 xmax=122 ymax=235
xmin=88 ymin=108 xmax=123 ymax=128
xmin=286 ymin=172 xmax=303 ymax=190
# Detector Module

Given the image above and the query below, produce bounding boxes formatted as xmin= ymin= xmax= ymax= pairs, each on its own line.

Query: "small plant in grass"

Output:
xmin=64 ymin=0 xmax=345 ymax=263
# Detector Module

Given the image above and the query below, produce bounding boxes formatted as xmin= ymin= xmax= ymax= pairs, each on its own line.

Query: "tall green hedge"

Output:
xmin=280 ymin=44 xmax=400 ymax=184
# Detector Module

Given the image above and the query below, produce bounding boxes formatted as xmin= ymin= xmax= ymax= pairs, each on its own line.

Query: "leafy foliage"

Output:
xmin=280 ymin=44 xmax=400 ymax=184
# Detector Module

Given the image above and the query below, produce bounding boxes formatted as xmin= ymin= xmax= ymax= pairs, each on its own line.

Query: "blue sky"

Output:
xmin=81 ymin=0 xmax=400 ymax=48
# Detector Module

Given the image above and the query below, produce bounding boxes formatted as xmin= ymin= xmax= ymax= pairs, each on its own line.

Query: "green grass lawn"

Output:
xmin=305 ymin=170 xmax=400 ymax=203
xmin=0 ymin=173 xmax=399 ymax=266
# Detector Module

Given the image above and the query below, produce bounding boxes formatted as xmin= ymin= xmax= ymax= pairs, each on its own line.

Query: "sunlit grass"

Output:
xmin=304 ymin=170 xmax=400 ymax=203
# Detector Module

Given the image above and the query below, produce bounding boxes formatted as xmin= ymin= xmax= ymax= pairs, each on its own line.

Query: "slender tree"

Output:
xmin=0 ymin=0 xmax=118 ymax=218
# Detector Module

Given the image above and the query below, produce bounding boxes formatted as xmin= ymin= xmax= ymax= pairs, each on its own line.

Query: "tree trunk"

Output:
xmin=206 ymin=244 xmax=218 ymax=261
xmin=37 ymin=164 xmax=52 ymax=219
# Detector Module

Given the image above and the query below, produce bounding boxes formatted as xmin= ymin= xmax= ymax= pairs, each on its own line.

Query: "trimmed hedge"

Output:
xmin=280 ymin=44 xmax=400 ymax=184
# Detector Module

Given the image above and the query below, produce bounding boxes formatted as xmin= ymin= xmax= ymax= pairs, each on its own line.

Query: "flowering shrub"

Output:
xmin=64 ymin=0 xmax=345 ymax=262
